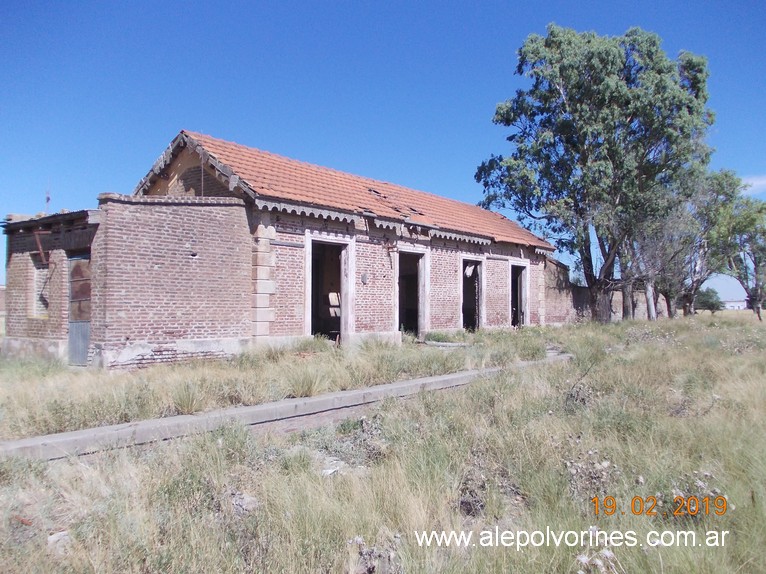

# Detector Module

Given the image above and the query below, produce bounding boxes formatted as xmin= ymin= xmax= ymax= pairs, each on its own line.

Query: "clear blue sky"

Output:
xmin=2 ymin=0 xmax=764 ymax=298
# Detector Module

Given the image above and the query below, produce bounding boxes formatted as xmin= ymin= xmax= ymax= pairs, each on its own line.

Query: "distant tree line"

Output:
xmin=477 ymin=24 xmax=766 ymax=322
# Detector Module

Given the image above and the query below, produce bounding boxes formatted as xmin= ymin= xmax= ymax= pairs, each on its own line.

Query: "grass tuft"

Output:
xmin=171 ymin=381 xmax=205 ymax=415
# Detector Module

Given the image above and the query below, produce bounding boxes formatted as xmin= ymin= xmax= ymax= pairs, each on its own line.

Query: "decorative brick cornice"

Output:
xmin=430 ymin=229 xmax=492 ymax=246
xmin=97 ymin=193 xmax=245 ymax=208
xmin=253 ymin=197 xmax=357 ymax=224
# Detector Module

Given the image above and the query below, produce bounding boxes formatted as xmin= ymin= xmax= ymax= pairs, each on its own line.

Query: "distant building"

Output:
xmin=723 ymin=300 xmax=747 ymax=310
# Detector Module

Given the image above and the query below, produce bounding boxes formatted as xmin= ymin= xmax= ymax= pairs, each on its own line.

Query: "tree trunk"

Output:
xmin=756 ymin=303 xmax=763 ymax=321
xmin=664 ymin=295 xmax=677 ymax=319
xmin=590 ymin=287 xmax=613 ymax=323
xmin=645 ymin=280 xmax=657 ymax=321
xmin=681 ymin=293 xmax=695 ymax=316
xmin=622 ymin=282 xmax=634 ymax=321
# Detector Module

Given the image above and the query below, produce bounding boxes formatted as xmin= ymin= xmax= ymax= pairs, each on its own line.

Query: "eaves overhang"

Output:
xmin=253 ymin=196 xmax=359 ymax=224
xmin=2 ymin=210 xmax=101 ymax=234
xmin=430 ymin=228 xmax=493 ymax=245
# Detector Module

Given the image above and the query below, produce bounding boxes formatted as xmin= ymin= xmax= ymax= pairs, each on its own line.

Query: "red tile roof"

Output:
xmin=179 ymin=130 xmax=553 ymax=250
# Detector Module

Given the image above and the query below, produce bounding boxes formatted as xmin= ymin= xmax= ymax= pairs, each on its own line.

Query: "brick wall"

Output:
xmin=544 ymin=258 xmax=582 ymax=324
xmin=484 ymin=258 xmax=510 ymax=327
xmin=4 ymin=198 xmax=568 ymax=366
xmin=267 ymin=213 xmax=357 ymax=339
xmin=620 ymin=290 xmax=667 ymax=320
xmin=271 ymin=241 xmax=305 ymax=337
xmin=429 ymin=243 xmax=461 ymax=329
xmin=543 ymin=258 xmax=668 ymax=323
xmin=355 ymin=237 xmax=396 ymax=333
xmin=93 ymin=194 xmax=251 ymax=367
xmin=0 ymin=285 xmax=5 ymax=337
xmin=265 ymin=213 xmax=547 ymax=337
xmin=527 ymin=257 xmax=544 ymax=325
xmin=425 ymin=241 xmax=547 ymax=331
xmin=260 ymin=211 xmax=548 ymax=337
xmin=3 ymin=223 xmax=96 ymax=358
xmin=89 ymin=217 xmax=107 ymax=346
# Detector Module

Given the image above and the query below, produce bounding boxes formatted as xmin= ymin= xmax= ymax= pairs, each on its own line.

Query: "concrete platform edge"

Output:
xmin=0 ymin=353 xmax=571 ymax=461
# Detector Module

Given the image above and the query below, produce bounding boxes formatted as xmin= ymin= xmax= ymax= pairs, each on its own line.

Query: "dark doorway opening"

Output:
xmin=398 ymin=252 xmax=421 ymax=334
xmin=311 ymin=243 xmax=343 ymax=340
xmin=462 ymin=260 xmax=480 ymax=331
xmin=511 ymin=265 xmax=525 ymax=327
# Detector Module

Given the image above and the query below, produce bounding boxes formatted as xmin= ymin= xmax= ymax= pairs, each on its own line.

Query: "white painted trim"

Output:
xmin=489 ymin=253 xmax=532 ymax=327
xmin=342 ymin=236 xmax=356 ymax=337
xmin=422 ymin=250 xmax=431 ymax=333
xmin=304 ymin=230 xmax=312 ymax=336
xmin=254 ymin=198 xmax=357 ymax=224
xmin=505 ymin=255 xmax=530 ymax=266
xmin=508 ymin=262 xmax=513 ymax=327
xmin=393 ymin=249 xmax=430 ymax=337
xmin=524 ymin=264 xmax=530 ymax=326
xmin=397 ymin=242 xmax=429 ymax=254
xmin=392 ymin=252 xmax=400 ymax=333
xmin=509 ymin=260 xmax=530 ymax=327
xmin=431 ymin=230 xmax=492 ymax=245
xmin=304 ymin=231 xmax=355 ymax=338
xmin=304 ymin=233 xmax=353 ymax=245
xmin=458 ymin=258 xmax=465 ymax=328
xmin=459 ymin=255 xmax=486 ymax=330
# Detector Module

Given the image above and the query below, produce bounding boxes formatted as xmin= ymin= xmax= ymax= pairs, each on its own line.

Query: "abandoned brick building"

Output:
xmin=2 ymin=130 xmax=557 ymax=368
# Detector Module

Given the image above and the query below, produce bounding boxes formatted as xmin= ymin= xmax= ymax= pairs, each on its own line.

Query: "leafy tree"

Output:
xmin=695 ymin=287 xmax=724 ymax=314
xmin=476 ymin=25 xmax=712 ymax=322
xmin=647 ymin=170 xmax=743 ymax=317
xmin=720 ymin=197 xmax=766 ymax=320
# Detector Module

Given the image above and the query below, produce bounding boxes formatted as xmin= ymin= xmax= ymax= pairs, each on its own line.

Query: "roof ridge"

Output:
xmin=183 ymin=130 xmax=415 ymax=192
xmin=184 ymin=130 xmax=491 ymax=211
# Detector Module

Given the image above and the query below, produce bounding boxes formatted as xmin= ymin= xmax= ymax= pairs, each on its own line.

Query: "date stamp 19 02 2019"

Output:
xmin=591 ymin=495 xmax=728 ymax=517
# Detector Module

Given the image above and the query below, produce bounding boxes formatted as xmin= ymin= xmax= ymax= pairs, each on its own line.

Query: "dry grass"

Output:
xmin=0 ymin=314 xmax=764 ymax=572
xmin=0 ymin=331 xmax=546 ymax=440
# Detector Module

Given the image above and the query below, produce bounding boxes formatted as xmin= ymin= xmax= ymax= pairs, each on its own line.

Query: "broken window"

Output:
xmin=30 ymin=254 xmax=50 ymax=317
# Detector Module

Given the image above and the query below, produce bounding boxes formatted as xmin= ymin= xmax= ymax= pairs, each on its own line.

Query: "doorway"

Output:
xmin=398 ymin=252 xmax=422 ymax=335
xmin=311 ymin=242 xmax=343 ymax=340
xmin=68 ymin=253 xmax=91 ymax=365
xmin=462 ymin=260 xmax=481 ymax=331
xmin=511 ymin=265 xmax=526 ymax=327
